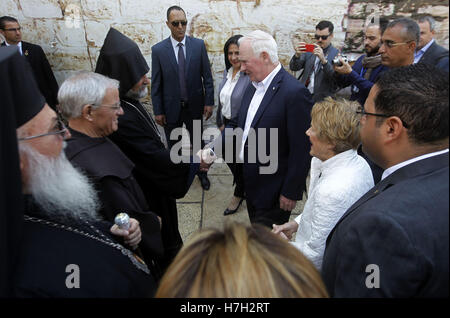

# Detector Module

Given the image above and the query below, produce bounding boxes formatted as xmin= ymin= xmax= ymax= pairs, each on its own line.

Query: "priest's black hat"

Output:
xmin=0 ymin=46 xmax=46 ymax=128
xmin=95 ymin=28 xmax=149 ymax=96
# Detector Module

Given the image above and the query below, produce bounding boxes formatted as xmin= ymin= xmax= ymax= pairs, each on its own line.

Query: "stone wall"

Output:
xmin=1 ymin=0 xmax=448 ymax=105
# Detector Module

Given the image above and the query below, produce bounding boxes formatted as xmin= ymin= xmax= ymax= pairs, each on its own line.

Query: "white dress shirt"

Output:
xmin=4 ymin=40 xmax=23 ymax=55
xmin=220 ymin=67 xmax=241 ymax=120
xmin=292 ymin=149 xmax=374 ymax=270
xmin=239 ymin=63 xmax=282 ymax=161
xmin=170 ymin=36 xmax=186 ymax=63
xmin=382 ymin=148 xmax=448 ymax=181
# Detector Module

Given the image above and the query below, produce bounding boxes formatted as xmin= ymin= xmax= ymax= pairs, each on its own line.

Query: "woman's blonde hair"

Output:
xmin=155 ymin=222 xmax=329 ymax=298
xmin=311 ymin=97 xmax=361 ymax=154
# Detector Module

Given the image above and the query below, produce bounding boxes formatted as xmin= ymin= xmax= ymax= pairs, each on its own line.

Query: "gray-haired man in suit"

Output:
xmin=415 ymin=15 xmax=449 ymax=71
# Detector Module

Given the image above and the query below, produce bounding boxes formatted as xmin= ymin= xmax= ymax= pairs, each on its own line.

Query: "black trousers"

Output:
xmin=223 ymin=117 xmax=245 ymax=198
xmin=246 ymin=199 xmax=291 ymax=228
xmin=164 ymin=106 xmax=206 ymax=177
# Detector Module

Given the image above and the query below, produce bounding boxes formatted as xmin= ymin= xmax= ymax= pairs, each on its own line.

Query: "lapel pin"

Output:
xmin=24 ymin=50 xmax=29 ymax=56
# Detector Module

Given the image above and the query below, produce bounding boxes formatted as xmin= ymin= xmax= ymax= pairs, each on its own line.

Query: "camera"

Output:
xmin=332 ymin=55 xmax=348 ymax=66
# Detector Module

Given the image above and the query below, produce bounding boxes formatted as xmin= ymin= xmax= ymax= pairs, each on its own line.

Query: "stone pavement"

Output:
xmin=177 ymin=161 xmax=307 ymax=242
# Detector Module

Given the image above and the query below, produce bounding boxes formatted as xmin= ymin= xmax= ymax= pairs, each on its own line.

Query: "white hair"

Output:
xmin=19 ymin=142 xmax=101 ymax=223
xmin=239 ymin=30 xmax=279 ymax=64
xmin=57 ymin=71 xmax=119 ymax=120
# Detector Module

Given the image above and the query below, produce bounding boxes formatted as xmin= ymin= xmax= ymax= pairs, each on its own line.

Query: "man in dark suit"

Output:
xmin=0 ymin=16 xmax=59 ymax=110
xmin=415 ymin=15 xmax=449 ymax=71
xmin=209 ymin=30 xmax=313 ymax=228
xmin=151 ymin=6 xmax=214 ymax=190
xmin=289 ymin=20 xmax=339 ymax=102
xmin=322 ymin=64 xmax=449 ymax=297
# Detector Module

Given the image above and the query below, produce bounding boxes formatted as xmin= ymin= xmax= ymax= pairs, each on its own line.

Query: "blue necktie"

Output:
xmin=177 ymin=43 xmax=188 ymax=101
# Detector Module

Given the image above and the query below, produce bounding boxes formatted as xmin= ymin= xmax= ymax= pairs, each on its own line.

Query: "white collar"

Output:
xmin=314 ymin=149 xmax=358 ymax=176
xmin=170 ymin=35 xmax=186 ymax=48
xmin=382 ymin=148 xmax=448 ymax=180
xmin=252 ymin=62 xmax=281 ymax=92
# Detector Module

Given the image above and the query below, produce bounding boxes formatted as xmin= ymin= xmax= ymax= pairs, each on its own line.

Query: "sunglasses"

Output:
xmin=18 ymin=119 xmax=67 ymax=141
xmin=314 ymin=34 xmax=331 ymax=40
xmin=171 ymin=20 xmax=187 ymax=27
xmin=92 ymin=102 xmax=122 ymax=111
xmin=381 ymin=40 xmax=414 ymax=49
xmin=3 ymin=27 xmax=21 ymax=32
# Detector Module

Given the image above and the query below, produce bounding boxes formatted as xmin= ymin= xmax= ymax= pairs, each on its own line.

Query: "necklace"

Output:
xmin=23 ymin=215 xmax=150 ymax=275
xmin=121 ymin=99 xmax=162 ymax=141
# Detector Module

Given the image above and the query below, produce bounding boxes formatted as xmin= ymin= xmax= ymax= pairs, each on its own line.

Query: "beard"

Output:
xmin=125 ymin=86 xmax=148 ymax=100
xmin=365 ymin=43 xmax=381 ymax=56
xmin=20 ymin=142 xmax=101 ymax=223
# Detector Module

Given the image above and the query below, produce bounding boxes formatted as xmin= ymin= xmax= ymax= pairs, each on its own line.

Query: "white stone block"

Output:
xmin=80 ymin=0 xmax=120 ymax=20
xmin=20 ymin=0 xmax=63 ymax=18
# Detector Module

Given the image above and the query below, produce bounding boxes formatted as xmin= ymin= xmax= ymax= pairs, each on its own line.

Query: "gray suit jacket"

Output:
xmin=216 ymin=69 xmax=250 ymax=127
xmin=418 ymin=40 xmax=449 ymax=72
xmin=289 ymin=45 xmax=339 ymax=102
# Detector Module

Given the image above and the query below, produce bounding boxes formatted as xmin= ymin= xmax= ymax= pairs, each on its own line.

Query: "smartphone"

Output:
xmin=305 ymin=44 xmax=315 ymax=52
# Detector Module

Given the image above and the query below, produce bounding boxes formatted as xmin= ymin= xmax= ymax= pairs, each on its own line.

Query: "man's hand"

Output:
xmin=155 ymin=114 xmax=166 ymax=126
xmin=313 ymin=45 xmax=326 ymax=64
xmin=219 ymin=124 xmax=225 ymax=132
xmin=279 ymin=194 xmax=297 ymax=211
xmin=294 ymin=42 xmax=307 ymax=58
xmin=204 ymin=106 xmax=213 ymax=120
xmin=272 ymin=220 xmax=299 ymax=241
xmin=333 ymin=57 xmax=352 ymax=75
xmin=110 ymin=218 xmax=142 ymax=250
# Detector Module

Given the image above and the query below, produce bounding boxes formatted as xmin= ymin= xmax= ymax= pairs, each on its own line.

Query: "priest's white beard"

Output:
xmin=19 ymin=142 xmax=100 ymax=222
xmin=125 ymin=86 xmax=148 ymax=100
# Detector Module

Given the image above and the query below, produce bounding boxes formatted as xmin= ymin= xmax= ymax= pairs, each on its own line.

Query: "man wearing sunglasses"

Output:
xmin=151 ymin=5 xmax=214 ymax=191
xmin=289 ymin=20 xmax=339 ymax=102
xmin=322 ymin=64 xmax=449 ymax=297
xmin=0 ymin=16 xmax=59 ymax=111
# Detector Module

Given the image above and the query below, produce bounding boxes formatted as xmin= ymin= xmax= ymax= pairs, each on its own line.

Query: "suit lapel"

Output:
xmin=184 ymin=36 xmax=191 ymax=77
xmin=238 ymin=85 xmax=256 ymax=129
xmin=250 ymin=68 xmax=283 ymax=128
xmin=164 ymin=37 xmax=179 ymax=75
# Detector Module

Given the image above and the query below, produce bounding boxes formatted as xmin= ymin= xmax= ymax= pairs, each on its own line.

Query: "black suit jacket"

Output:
xmin=1 ymin=41 xmax=59 ymax=109
xmin=322 ymin=152 xmax=449 ymax=297
xmin=418 ymin=41 xmax=449 ymax=72
xmin=221 ymin=67 xmax=313 ymax=210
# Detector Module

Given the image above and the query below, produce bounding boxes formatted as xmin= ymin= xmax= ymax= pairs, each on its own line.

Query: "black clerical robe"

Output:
xmin=13 ymin=196 xmax=155 ymax=297
xmin=109 ymin=97 xmax=192 ymax=270
xmin=64 ymin=128 xmax=164 ymax=267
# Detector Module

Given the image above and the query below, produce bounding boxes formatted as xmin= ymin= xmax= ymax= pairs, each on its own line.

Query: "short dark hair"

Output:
xmin=316 ymin=20 xmax=334 ymax=34
xmin=166 ymin=6 xmax=185 ymax=21
xmin=417 ymin=15 xmax=436 ymax=32
xmin=384 ymin=18 xmax=420 ymax=44
xmin=367 ymin=16 xmax=389 ymax=34
xmin=374 ymin=64 xmax=449 ymax=145
xmin=223 ymin=34 xmax=243 ymax=70
xmin=0 ymin=16 xmax=18 ymax=30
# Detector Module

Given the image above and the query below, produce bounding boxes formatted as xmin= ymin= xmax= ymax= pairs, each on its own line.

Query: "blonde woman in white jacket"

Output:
xmin=273 ymin=97 xmax=374 ymax=271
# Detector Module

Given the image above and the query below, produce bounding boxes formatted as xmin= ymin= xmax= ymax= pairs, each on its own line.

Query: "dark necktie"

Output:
xmin=177 ymin=43 xmax=188 ymax=101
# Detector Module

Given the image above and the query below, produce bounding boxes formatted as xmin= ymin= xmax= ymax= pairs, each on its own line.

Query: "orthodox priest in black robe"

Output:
xmin=1 ymin=46 xmax=156 ymax=297
xmin=95 ymin=28 xmax=198 ymax=270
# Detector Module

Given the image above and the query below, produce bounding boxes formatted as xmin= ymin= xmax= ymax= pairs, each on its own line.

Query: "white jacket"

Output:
xmin=292 ymin=149 xmax=374 ymax=271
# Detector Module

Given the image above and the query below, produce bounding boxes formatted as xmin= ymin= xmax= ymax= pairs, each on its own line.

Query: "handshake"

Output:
xmin=196 ymin=148 xmax=218 ymax=172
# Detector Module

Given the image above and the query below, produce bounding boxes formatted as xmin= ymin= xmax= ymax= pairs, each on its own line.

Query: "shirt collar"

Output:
xmin=5 ymin=41 xmax=22 ymax=55
xmin=170 ymin=35 xmax=186 ymax=48
xmin=417 ymin=38 xmax=435 ymax=54
xmin=382 ymin=148 xmax=449 ymax=180
xmin=252 ymin=62 xmax=281 ymax=92
xmin=315 ymin=149 xmax=358 ymax=176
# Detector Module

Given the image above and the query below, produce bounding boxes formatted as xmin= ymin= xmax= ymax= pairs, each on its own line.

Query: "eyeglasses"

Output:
xmin=171 ymin=20 xmax=187 ymax=27
xmin=315 ymin=34 xmax=330 ymax=40
xmin=92 ymin=102 xmax=122 ymax=111
xmin=356 ymin=107 xmax=409 ymax=128
xmin=18 ymin=119 xmax=67 ymax=141
xmin=3 ymin=27 xmax=21 ymax=32
xmin=381 ymin=40 xmax=414 ymax=49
